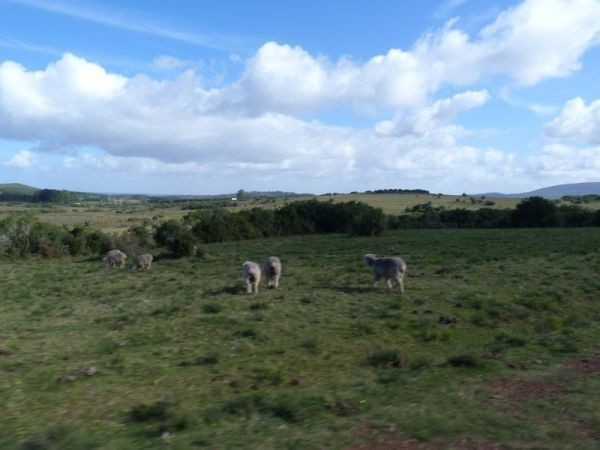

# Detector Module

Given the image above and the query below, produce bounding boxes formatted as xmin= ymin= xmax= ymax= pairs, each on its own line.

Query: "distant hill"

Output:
xmin=478 ymin=182 xmax=600 ymax=200
xmin=0 ymin=183 xmax=39 ymax=195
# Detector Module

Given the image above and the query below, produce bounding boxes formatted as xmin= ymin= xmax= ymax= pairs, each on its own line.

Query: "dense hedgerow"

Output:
xmin=183 ymin=199 xmax=386 ymax=245
xmin=389 ymin=197 xmax=600 ymax=229
xmin=2 ymin=197 xmax=599 ymax=259
xmin=0 ymin=213 xmax=151 ymax=259
xmin=0 ymin=188 xmax=77 ymax=204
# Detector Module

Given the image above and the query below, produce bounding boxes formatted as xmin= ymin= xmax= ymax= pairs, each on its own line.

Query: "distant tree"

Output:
xmin=237 ymin=189 xmax=246 ymax=200
xmin=33 ymin=189 xmax=77 ymax=204
xmin=511 ymin=197 xmax=558 ymax=227
xmin=154 ymin=220 xmax=196 ymax=256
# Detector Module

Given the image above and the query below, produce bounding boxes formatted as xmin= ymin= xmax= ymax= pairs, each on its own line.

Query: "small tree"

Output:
xmin=511 ymin=196 xmax=558 ymax=227
xmin=236 ymin=189 xmax=246 ymax=200
xmin=154 ymin=220 xmax=196 ymax=257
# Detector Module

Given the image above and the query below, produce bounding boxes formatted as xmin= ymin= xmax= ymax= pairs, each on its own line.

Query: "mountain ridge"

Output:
xmin=476 ymin=182 xmax=600 ymax=199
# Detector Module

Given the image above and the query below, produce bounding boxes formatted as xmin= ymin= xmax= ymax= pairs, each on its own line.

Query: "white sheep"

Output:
xmin=242 ymin=261 xmax=261 ymax=295
xmin=133 ymin=253 xmax=153 ymax=270
xmin=102 ymin=249 xmax=127 ymax=268
xmin=363 ymin=253 xmax=407 ymax=294
xmin=263 ymin=256 xmax=282 ymax=288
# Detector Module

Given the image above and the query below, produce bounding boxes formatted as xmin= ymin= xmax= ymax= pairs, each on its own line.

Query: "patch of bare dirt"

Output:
xmin=449 ymin=438 xmax=507 ymax=449
xmin=347 ymin=436 xmax=506 ymax=450
xmin=349 ymin=426 xmax=506 ymax=450
xmin=487 ymin=378 xmax=562 ymax=401
xmin=347 ymin=435 xmax=440 ymax=450
xmin=570 ymin=352 xmax=600 ymax=377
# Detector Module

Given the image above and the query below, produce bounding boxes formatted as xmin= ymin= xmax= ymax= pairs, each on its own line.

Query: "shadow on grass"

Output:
xmin=334 ymin=286 xmax=389 ymax=294
xmin=206 ymin=285 xmax=241 ymax=296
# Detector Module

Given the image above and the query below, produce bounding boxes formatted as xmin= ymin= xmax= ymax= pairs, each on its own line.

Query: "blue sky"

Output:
xmin=0 ymin=0 xmax=599 ymax=195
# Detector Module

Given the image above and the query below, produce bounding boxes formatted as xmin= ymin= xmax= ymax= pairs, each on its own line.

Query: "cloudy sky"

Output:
xmin=0 ymin=0 xmax=599 ymax=195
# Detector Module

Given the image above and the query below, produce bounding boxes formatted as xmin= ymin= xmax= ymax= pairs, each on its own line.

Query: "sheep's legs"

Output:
xmin=245 ymin=280 xmax=252 ymax=294
xmin=252 ymin=282 xmax=259 ymax=295
xmin=396 ymin=275 xmax=405 ymax=295
xmin=374 ymin=274 xmax=382 ymax=288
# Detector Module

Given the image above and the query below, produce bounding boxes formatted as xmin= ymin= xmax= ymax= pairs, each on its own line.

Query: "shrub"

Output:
xmin=446 ymin=354 xmax=479 ymax=367
xmin=202 ymin=303 xmax=221 ymax=314
xmin=154 ymin=220 xmax=197 ymax=257
xmin=368 ymin=348 xmax=405 ymax=368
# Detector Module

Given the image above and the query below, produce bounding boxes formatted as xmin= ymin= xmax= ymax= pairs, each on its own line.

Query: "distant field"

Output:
xmin=0 ymin=204 xmax=188 ymax=234
xmin=233 ymin=193 xmax=521 ymax=215
xmin=1 ymin=229 xmax=599 ymax=448
xmin=1 ymin=193 xmax=598 ymax=233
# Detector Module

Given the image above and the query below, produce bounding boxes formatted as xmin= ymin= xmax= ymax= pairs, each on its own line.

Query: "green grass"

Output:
xmin=0 ymin=203 xmax=188 ymax=234
xmin=233 ymin=193 xmax=521 ymax=215
xmin=1 ymin=229 xmax=599 ymax=449
xmin=3 ymin=192 xmax=599 ymax=233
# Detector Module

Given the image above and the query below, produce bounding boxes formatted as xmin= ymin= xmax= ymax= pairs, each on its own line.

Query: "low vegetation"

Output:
xmin=2 ymin=197 xmax=599 ymax=260
xmin=0 ymin=228 xmax=599 ymax=448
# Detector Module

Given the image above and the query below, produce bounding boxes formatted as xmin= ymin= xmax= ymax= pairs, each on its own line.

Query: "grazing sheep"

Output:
xmin=363 ymin=253 xmax=407 ymax=294
xmin=242 ymin=261 xmax=261 ymax=295
xmin=263 ymin=256 xmax=282 ymax=288
xmin=102 ymin=250 xmax=127 ymax=268
xmin=133 ymin=253 xmax=153 ymax=270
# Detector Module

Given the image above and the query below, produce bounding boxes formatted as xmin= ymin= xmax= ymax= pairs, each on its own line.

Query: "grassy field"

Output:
xmin=0 ymin=204 xmax=188 ymax=234
xmin=0 ymin=193 xmax=519 ymax=233
xmin=234 ymin=193 xmax=522 ymax=215
xmin=3 ymin=193 xmax=600 ymax=234
xmin=1 ymin=229 xmax=599 ymax=449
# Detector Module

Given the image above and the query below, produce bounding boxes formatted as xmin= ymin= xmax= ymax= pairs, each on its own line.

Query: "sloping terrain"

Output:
xmin=0 ymin=229 xmax=599 ymax=448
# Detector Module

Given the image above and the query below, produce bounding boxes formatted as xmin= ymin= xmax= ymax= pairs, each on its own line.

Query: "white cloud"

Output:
xmin=1 ymin=0 xmax=599 ymax=193
xmin=4 ymin=149 xmax=37 ymax=167
xmin=152 ymin=55 xmax=190 ymax=70
xmin=375 ymin=90 xmax=489 ymax=138
xmin=0 ymin=52 xmax=507 ymax=187
xmin=230 ymin=0 xmax=600 ymax=114
xmin=544 ymin=97 xmax=600 ymax=144
xmin=498 ymin=88 xmax=558 ymax=116
xmin=527 ymin=143 xmax=600 ymax=181
xmin=476 ymin=0 xmax=600 ymax=85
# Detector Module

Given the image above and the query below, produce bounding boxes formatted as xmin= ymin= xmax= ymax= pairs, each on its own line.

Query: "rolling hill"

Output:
xmin=477 ymin=182 xmax=600 ymax=199
xmin=0 ymin=183 xmax=39 ymax=195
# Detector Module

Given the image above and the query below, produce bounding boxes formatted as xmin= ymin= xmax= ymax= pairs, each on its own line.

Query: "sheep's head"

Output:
xmin=363 ymin=253 xmax=377 ymax=267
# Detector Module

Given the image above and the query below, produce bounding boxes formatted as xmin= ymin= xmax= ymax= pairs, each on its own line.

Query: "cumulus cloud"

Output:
xmin=230 ymin=0 xmax=600 ymax=113
xmin=375 ymin=90 xmax=489 ymax=139
xmin=476 ymin=0 xmax=600 ymax=85
xmin=4 ymin=149 xmax=37 ymax=167
xmin=544 ymin=97 xmax=600 ymax=144
xmin=0 ymin=0 xmax=599 ymax=193
xmin=527 ymin=143 xmax=600 ymax=181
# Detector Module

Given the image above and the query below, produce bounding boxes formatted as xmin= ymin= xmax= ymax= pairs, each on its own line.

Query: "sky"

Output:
xmin=0 ymin=0 xmax=599 ymax=195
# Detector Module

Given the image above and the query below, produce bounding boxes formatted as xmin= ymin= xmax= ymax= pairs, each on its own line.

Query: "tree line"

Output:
xmin=1 ymin=197 xmax=599 ymax=259
xmin=0 ymin=189 xmax=78 ymax=204
xmin=389 ymin=197 xmax=600 ymax=229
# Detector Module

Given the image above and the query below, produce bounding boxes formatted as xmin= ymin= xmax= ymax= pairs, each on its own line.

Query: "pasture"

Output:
xmin=232 ymin=193 xmax=521 ymax=215
xmin=0 ymin=203 xmax=188 ymax=234
xmin=0 ymin=192 xmax=522 ymax=233
xmin=1 ymin=229 xmax=599 ymax=449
